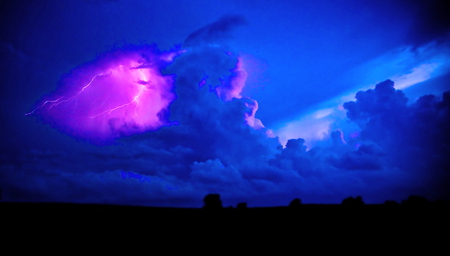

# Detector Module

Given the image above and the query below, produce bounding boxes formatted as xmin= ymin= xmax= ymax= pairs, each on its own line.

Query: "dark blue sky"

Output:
xmin=1 ymin=0 xmax=449 ymax=207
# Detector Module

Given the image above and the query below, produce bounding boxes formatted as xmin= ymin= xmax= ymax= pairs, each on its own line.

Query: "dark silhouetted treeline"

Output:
xmin=2 ymin=194 xmax=449 ymax=238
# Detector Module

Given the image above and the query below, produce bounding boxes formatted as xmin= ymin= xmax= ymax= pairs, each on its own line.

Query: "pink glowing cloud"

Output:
xmin=217 ymin=56 xmax=266 ymax=130
xmin=26 ymin=45 xmax=266 ymax=143
xmin=217 ymin=56 xmax=248 ymax=101
xmin=27 ymin=46 xmax=179 ymax=143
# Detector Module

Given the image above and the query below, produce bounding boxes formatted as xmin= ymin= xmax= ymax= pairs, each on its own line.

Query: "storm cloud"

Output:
xmin=3 ymin=75 xmax=449 ymax=206
xmin=1 ymin=2 xmax=449 ymax=207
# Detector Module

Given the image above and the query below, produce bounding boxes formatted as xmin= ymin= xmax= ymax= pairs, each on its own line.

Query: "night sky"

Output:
xmin=1 ymin=0 xmax=449 ymax=207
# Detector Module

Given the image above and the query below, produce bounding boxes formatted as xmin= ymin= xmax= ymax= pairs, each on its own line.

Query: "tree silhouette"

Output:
xmin=289 ymin=198 xmax=302 ymax=208
xmin=341 ymin=196 xmax=364 ymax=205
xmin=402 ymin=195 xmax=430 ymax=205
xmin=202 ymin=194 xmax=223 ymax=209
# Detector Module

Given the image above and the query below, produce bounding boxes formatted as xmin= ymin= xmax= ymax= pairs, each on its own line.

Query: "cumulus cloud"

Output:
xmin=2 ymin=14 xmax=450 ymax=207
xmin=342 ymin=80 xmax=450 ymax=198
xmin=4 ymin=70 xmax=450 ymax=206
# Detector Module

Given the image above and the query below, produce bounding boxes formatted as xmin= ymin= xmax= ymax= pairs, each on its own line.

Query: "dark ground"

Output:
xmin=2 ymin=202 xmax=449 ymax=251
xmin=2 ymin=202 xmax=448 ymax=233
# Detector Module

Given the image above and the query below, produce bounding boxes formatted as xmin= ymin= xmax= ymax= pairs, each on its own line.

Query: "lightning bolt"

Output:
xmin=89 ymin=67 xmax=150 ymax=118
xmin=89 ymin=84 xmax=147 ymax=118
xmin=25 ymin=65 xmax=150 ymax=116
xmin=25 ymin=97 xmax=64 ymax=115
xmin=24 ymin=47 xmax=180 ymax=142
xmin=25 ymin=72 xmax=105 ymax=115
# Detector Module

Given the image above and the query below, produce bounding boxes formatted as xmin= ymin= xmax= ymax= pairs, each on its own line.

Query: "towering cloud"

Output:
xmin=2 ymin=15 xmax=449 ymax=207
xmin=343 ymin=80 xmax=450 ymax=199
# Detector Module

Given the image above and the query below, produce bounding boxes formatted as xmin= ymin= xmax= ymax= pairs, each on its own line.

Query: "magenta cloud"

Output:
xmin=26 ymin=45 xmax=180 ymax=142
xmin=26 ymin=43 xmax=260 ymax=143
